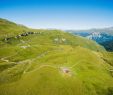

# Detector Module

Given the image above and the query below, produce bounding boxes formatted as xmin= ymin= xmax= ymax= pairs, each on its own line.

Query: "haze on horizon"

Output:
xmin=0 ymin=0 xmax=113 ymax=30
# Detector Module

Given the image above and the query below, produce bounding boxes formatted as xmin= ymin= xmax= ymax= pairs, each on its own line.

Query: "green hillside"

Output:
xmin=0 ymin=18 xmax=29 ymax=38
xmin=0 ymin=18 xmax=113 ymax=95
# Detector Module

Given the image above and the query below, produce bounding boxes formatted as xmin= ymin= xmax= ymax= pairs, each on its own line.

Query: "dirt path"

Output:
xmin=0 ymin=48 xmax=92 ymax=75
xmin=69 ymin=60 xmax=86 ymax=69
xmin=24 ymin=60 xmax=85 ymax=74
xmin=1 ymin=57 xmax=9 ymax=62
xmin=24 ymin=65 xmax=59 ymax=74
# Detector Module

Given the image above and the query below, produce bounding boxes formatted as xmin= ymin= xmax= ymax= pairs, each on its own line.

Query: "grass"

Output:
xmin=0 ymin=18 xmax=113 ymax=95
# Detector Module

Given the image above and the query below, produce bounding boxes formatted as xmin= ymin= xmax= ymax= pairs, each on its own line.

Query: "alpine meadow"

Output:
xmin=0 ymin=0 xmax=113 ymax=95
xmin=0 ymin=18 xmax=113 ymax=95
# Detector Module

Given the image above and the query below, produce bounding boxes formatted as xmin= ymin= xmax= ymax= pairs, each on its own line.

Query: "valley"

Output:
xmin=66 ymin=28 xmax=113 ymax=51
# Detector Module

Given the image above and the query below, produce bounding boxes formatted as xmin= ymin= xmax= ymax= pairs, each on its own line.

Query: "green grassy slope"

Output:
xmin=0 ymin=18 xmax=113 ymax=95
xmin=0 ymin=18 xmax=29 ymax=38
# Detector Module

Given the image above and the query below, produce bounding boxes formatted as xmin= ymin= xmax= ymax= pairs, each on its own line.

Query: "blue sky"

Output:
xmin=0 ymin=0 xmax=113 ymax=29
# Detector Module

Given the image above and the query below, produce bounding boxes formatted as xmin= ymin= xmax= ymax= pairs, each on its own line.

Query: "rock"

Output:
xmin=62 ymin=38 xmax=66 ymax=42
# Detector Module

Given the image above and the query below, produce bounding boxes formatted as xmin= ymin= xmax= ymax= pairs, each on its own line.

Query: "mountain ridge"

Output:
xmin=0 ymin=18 xmax=113 ymax=95
xmin=66 ymin=28 xmax=113 ymax=51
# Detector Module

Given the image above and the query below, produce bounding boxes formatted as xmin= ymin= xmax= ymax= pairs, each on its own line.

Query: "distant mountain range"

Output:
xmin=66 ymin=28 xmax=113 ymax=51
